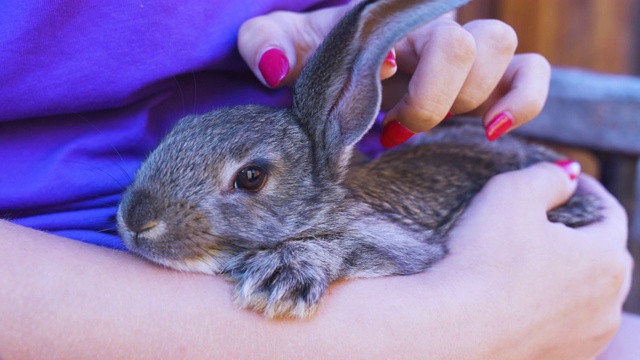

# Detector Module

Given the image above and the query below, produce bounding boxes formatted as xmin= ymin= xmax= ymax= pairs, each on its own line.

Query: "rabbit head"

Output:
xmin=117 ymin=0 xmax=470 ymax=274
xmin=117 ymin=106 xmax=348 ymax=273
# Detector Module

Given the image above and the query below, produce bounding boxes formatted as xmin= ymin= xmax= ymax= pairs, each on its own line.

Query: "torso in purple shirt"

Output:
xmin=0 ymin=0 xmax=383 ymax=248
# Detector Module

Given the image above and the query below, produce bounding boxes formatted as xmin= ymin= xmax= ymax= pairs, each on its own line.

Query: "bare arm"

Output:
xmin=0 ymin=219 xmax=497 ymax=358
xmin=0 ymin=164 xmax=631 ymax=359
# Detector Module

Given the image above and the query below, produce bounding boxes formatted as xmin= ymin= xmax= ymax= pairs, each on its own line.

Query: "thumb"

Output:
xmin=237 ymin=6 xmax=349 ymax=88
xmin=478 ymin=161 xmax=581 ymax=214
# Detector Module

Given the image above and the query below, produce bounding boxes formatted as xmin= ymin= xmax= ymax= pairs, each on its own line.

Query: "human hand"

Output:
xmin=443 ymin=161 xmax=633 ymax=359
xmin=237 ymin=2 xmax=551 ymax=146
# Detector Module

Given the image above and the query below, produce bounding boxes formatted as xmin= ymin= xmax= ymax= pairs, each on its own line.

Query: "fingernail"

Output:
xmin=381 ymin=120 xmax=415 ymax=149
xmin=554 ymin=160 xmax=581 ymax=180
xmin=258 ymin=48 xmax=289 ymax=88
xmin=385 ymin=50 xmax=397 ymax=67
xmin=485 ymin=112 xmax=514 ymax=141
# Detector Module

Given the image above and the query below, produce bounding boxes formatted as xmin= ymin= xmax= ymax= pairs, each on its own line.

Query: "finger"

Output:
xmin=449 ymin=20 xmax=517 ymax=115
xmin=562 ymin=174 xmax=631 ymax=306
xmin=574 ymin=174 xmax=629 ymax=245
xmin=383 ymin=20 xmax=477 ymax=133
xmin=238 ymin=13 xmax=297 ymax=88
xmin=237 ymin=6 xmax=349 ymax=88
xmin=574 ymin=176 xmax=633 ymax=317
xmin=479 ymin=161 xmax=580 ymax=215
xmin=616 ymin=253 xmax=634 ymax=305
xmin=481 ymin=53 xmax=551 ymax=137
xmin=380 ymin=49 xmax=398 ymax=81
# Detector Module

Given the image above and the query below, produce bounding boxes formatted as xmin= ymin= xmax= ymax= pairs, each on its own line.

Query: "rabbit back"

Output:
xmin=347 ymin=123 xmax=602 ymax=243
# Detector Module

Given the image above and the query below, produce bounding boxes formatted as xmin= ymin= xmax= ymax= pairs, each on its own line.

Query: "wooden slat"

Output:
xmin=456 ymin=0 xmax=497 ymax=20
xmin=496 ymin=0 xmax=635 ymax=74
xmin=627 ymin=158 xmax=640 ymax=313
xmin=629 ymin=157 xmax=640 ymax=242
xmin=515 ymin=68 xmax=640 ymax=155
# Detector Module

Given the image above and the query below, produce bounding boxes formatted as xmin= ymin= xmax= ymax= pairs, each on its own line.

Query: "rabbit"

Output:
xmin=117 ymin=0 xmax=601 ymax=319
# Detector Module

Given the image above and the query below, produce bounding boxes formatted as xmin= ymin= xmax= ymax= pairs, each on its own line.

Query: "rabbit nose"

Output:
xmin=129 ymin=220 xmax=160 ymax=236
xmin=131 ymin=220 xmax=167 ymax=248
xmin=135 ymin=220 xmax=160 ymax=234
xmin=131 ymin=220 xmax=160 ymax=238
xmin=123 ymin=190 xmax=161 ymax=236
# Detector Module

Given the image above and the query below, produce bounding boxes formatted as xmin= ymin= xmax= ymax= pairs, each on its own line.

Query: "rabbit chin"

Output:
xmin=154 ymin=256 xmax=223 ymax=275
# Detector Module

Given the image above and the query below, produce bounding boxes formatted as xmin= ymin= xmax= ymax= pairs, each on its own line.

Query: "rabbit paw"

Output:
xmin=226 ymin=247 xmax=331 ymax=319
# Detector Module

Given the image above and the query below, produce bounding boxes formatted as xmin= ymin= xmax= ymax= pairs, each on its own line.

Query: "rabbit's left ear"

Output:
xmin=292 ymin=0 xmax=469 ymax=168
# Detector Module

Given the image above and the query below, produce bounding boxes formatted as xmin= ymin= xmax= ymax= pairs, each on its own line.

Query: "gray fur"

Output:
xmin=117 ymin=0 xmax=601 ymax=319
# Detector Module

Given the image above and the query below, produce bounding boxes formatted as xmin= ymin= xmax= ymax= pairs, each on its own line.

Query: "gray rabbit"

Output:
xmin=117 ymin=0 xmax=601 ymax=319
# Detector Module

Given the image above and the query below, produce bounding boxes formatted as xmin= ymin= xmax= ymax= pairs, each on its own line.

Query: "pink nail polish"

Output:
xmin=380 ymin=120 xmax=415 ymax=149
xmin=258 ymin=48 xmax=290 ymax=88
xmin=485 ymin=112 xmax=514 ymax=142
xmin=554 ymin=160 xmax=581 ymax=180
xmin=385 ymin=50 xmax=397 ymax=67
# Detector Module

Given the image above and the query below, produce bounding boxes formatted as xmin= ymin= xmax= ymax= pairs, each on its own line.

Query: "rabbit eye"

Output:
xmin=234 ymin=166 xmax=268 ymax=192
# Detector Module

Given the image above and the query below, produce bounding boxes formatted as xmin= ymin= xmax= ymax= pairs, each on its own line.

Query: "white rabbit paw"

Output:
xmin=226 ymin=248 xmax=330 ymax=319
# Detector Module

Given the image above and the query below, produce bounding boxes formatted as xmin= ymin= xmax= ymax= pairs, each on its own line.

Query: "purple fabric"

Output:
xmin=0 ymin=0 xmax=381 ymax=249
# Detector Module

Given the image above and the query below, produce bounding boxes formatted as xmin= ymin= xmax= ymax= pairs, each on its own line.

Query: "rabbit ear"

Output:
xmin=292 ymin=0 xmax=469 ymax=162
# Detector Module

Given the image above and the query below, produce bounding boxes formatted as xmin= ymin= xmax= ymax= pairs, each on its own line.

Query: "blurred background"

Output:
xmin=458 ymin=0 xmax=640 ymax=314
xmin=459 ymin=0 xmax=638 ymax=74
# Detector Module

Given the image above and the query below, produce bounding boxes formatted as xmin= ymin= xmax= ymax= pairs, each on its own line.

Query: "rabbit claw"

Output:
xmin=227 ymin=247 xmax=330 ymax=319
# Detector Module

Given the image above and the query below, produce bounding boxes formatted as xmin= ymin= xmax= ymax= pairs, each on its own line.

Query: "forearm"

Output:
xmin=0 ymin=220 xmax=528 ymax=359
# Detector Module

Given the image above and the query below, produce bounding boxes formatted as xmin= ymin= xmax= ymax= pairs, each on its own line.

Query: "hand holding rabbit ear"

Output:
xmin=380 ymin=18 xmax=551 ymax=145
xmin=238 ymin=2 xmax=551 ymax=146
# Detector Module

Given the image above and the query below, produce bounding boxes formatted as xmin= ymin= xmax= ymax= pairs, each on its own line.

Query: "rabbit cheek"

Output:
xmin=132 ymin=225 xmax=224 ymax=274
xmin=157 ymin=213 xmax=211 ymax=252
xmin=118 ymin=193 xmax=223 ymax=271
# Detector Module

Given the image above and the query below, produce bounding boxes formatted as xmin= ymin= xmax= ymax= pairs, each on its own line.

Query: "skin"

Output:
xmin=0 ymin=164 xmax=633 ymax=358
xmin=600 ymin=312 xmax=640 ymax=359
xmin=238 ymin=2 xmax=550 ymax=133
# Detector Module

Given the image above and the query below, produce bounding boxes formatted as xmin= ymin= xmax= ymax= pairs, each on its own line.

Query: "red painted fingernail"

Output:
xmin=380 ymin=120 xmax=415 ymax=149
xmin=554 ymin=160 xmax=581 ymax=181
xmin=485 ymin=112 xmax=514 ymax=141
xmin=443 ymin=111 xmax=455 ymax=121
xmin=385 ymin=50 xmax=397 ymax=67
xmin=258 ymin=48 xmax=290 ymax=88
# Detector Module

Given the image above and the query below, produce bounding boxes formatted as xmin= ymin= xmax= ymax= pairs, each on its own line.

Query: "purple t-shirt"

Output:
xmin=0 ymin=0 xmax=382 ymax=249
